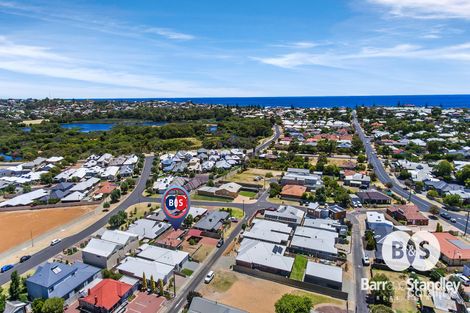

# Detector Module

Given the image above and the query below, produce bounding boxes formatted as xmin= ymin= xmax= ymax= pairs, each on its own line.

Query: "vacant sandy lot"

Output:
xmin=229 ymin=168 xmax=283 ymax=186
xmin=199 ymin=270 xmax=345 ymax=313
xmin=0 ymin=206 xmax=96 ymax=253
xmin=21 ymin=119 xmax=46 ymax=125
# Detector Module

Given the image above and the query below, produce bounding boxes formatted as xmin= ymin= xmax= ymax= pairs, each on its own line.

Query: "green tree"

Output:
xmin=184 ymin=214 xmax=194 ymax=228
xmin=40 ymin=173 xmax=53 ymax=185
xmin=444 ymin=194 xmax=462 ymax=208
xmin=429 ymin=205 xmax=440 ymax=216
xmin=31 ymin=298 xmax=45 ymax=313
xmin=370 ymin=304 xmax=394 ymax=313
xmin=207 ymin=179 xmax=215 ymax=187
xmin=141 ymin=272 xmax=147 ymax=291
xmin=357 ymin=154 xmax=366 ymax=163
xmin=0 ymin=287 xmax=5 ymax=313
xmin=8 ymin=271 xmax=21 ymax=300
xmin=158 ymin=279 xmax=164 ymax=296
xmin=41 ymin=298 xmax=64 ymax=313
xmin=429 ymin=268 xmax=445 ymax=282
xmin=150 ymin=275 xmax=156 ymax=294
xmin=427 ymin=190 xmax=439 ymax=199
xmin=456 ymin=165 xmax=470 ymax=186
xmin=110 ymin=189 xmax=121 ymax=203
xmin=120 ymin=181 xmax=129 ymax=194
xmin=109 ymin=211 xmax=127 ymax=229
xmin=434 ymin=160 xmax=453 ymax=178
xmin=370 ymin=274 xmax=394 ymax=305
xmin=274 ymin=294 xmax=312 ymax=313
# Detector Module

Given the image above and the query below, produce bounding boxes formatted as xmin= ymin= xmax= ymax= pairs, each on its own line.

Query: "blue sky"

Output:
xmin=0 ymin=0 xmax=470 ymax=98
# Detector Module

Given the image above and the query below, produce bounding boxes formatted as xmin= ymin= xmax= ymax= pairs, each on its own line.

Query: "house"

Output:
xmin=3 ymin=301 xmax=27 ymax=313
xmin=78 ymin=279 xmax=136 ymax=313
xmin=280 ymin=168 xmax=322 ymax=190
xmin=94 ymin=182 xmax=117 ymax=198
xmin=137 ymin=244 xmax=189 ymax=270
xmin=327 ymin=204 xmax=346 ymax=220
xmin=119 ymin=165 xmax=134 ymax=177
xmin=236 ymin=239 xmax=294 ymax=276
xmin=152 ymin=176 xmax=174 ymax=194
xmin=289 ymin=226 xmax=338 ymax=260
xmin=101 ymin=166 xmax=120 ymax=181
xmin=215 ymin=182 xmax=242 ymax=198
xmin=61 ymin=191 xmax=86 ymax=202
xmin=188 ymin=297 xmax=248 ymax=313
xmin=22 ymin=157 xmax=46 ymax=170
xmin=193 ymin=211 xmax=229 ymax=233
xmin=304 ymin=261 xmax=343 ymax=290
xmin=366 ymin=212 xmax=394 ymax=232
xmin=100 ymin=230 xmax=139 ymax=253
xmin=387 ymin=204 xmax=429 ymax=226
xmin=357 ymin=190 xmax=391 ymax=205
xmin=117 ymin=257 xmax=173 ymax=284
xmin=264 ymin=205 xmax=305 ymax=226
xmin=243 ymin=219 xmax=293 ymax=245
xmin=303 ymin=218 xmax=347 ymax=236
xmin=344 ymin=173 xmax=370 ymax=188
xmin=70 ymin=177 xmax=100 ymax=193
xmin=280 ymin=184 xmax=307 ymax=200
xmin=433 ymin=232 xmax=470 ymax=266
xmin=0 ymin=189 xmax=48 ymax=207
xmin=26 ymin=262 xmax=101 ymax=304
xmin=97 ymin=154 xmax=113 ymax=167
xmin=127 ymin=219 xmax=171 ymax=240
xmin=82 ymin=238 xmax=122 ymax=269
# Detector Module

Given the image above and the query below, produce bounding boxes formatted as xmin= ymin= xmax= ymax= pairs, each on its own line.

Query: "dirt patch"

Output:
xmin=199 ymin=271 xmax=345 ymax=313
xmin=0 ymin=205 xmax=96 ymax=253
xmin=192 ymin=244 xmax=215 ymax=262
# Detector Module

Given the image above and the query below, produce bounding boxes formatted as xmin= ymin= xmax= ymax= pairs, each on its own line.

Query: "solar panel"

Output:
xmin=449 ymin=239 xmax=470 ymax=250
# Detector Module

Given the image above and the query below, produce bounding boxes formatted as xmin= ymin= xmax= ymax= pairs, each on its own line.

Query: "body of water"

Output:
xmin=98 ymin=94 xmax=470 ymax=108
xmin=0 ymin=153 xmax=22 ymax=161
xmin=60 ymin=121 xmax=167 ymax=133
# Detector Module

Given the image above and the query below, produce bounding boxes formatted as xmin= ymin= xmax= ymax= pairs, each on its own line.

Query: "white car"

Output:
xmin=204 ymin=271 xmax=215 ymax=284
xmin=50 ymin=238 xmax=61 ymax=246
xmin=456 ymin=274 xmax=470 ymax=286
xmin=362 ymin=255 xmax=370 ymax=266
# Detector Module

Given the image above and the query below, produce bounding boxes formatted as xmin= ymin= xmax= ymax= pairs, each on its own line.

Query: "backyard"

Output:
xmin=290 ymin=255 xmax=308 ymax=281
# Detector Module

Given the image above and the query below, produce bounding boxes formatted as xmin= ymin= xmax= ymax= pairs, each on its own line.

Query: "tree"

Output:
xmin=120 ymin=181 xmax=129 ymax=194
xmin=9 ymin=271 xmax=21 ymax=300
xmin=370 ymin=273 xmax=394 ymax=305
xmin=444 ymin=194 xmax=462 ymax=208
xmin=40 ymin=173 xmax=53 ymax=185
xmin=357 ymin=154 xmax=366 ymax=163
xmin=141 ymin=272 xmax=147 ymax=291
xmin=150 ymin=275 xmax=156 ymax=294
xmin=429 ymin=205 xmax=440 ymax=216
xmin=31 ymin=298 xmax=45 ymax=313
xmin=429 ymin=268 xmax=445 ymax=282
xmin=435 ymin=222 xmax=443 ymax=232
xmin=158 ymin=279 xmax=164 ymax=296
xmin=456 ymin=165 xmax=470 ymax=186
xmin=186 ymin=291 xmax=202 ymax=306
xmin=110 ymin=189 xmax=121 ymax=203
xmin=427 ymin=189 xmax=439 ymax=199
xmin=398 ymin=170 xmax=411 ymax=180
xmin=434 ymin=160 xmax=453 ymax=178
xmin=274 ymin=294 xmax=312 ymax=313
xmin=109 ymin=211 xmax=127 ymax=229
xmin=41 ymin=298 xmax=64 ymax=313
xmin=207 ymin=179 xmax=215 ymax=187
xmin=314 ymin=187 xmax=327 ymax=204
xmin=184 ymin=214 xmax=194 ymax=228
xmin=370 ymin=304 xmax=394 ymax=313
xmin=0 ymin=287 xmax=5 ymax=313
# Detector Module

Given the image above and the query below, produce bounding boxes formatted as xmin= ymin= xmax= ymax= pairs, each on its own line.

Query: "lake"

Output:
xmin=0 ymin=153 xmax=22 ymax=161
xmin=60 ymin=121 xmax=167 ymax=133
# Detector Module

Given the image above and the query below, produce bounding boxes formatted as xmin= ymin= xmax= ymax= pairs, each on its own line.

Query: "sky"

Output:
xmin=0 ymin=0 xmax=470 ymax=98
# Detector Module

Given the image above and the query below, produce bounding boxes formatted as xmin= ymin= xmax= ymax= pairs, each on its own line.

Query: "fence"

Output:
xmin=0 ymin=200 xmax=102 ymax=213
xmin=232 ymin=265 xmax=348 ymax=300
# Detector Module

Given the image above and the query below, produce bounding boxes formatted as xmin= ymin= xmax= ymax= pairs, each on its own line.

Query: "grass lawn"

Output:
xmin=219 ymin=207 xmax=244 ymax=219
xmin=192 ymin=194 xmax=233 ymax=202
xmin=181 ymin=268 xmax=194 ymax=277
xmin=192 ymin=245 xmax=215 ymax=262
xmin=290 ymin=255 xmax=308 ymax=281
xmin=291 ymin=290 xmax=345 ymax=307
xmin=229 ymin=168 xmax=283 ymax=186
xmin=239 ymin=190 xmax=257 ymax=198
xmin=126 ymin=202 xmax=159 ymax=219
xmin=209 ymin=271 xmax=238 ymax=292
xmin=372 ymin=269 xmax=419 ymax=313
xmin=268 ymin=196 xmax=299 ymax=206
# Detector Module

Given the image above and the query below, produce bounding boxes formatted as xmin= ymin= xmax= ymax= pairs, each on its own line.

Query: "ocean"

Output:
xmin=99 ymin=94 xmax=470 ymax=108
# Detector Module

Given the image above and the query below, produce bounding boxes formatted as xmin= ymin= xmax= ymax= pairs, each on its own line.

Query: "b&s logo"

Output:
xmin=162 ymin=185 xmax=190 ymax=220
xmin=382 ymin=231 xmax=440 ymax=271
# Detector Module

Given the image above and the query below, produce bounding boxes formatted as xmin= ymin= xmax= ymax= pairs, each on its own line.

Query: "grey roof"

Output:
xmin=127 ymin=219 xmax=171 ymax=239
xmin=194 ymin=211 xmax=229 ymax=231
xmin=305 ymin=261 xmax=343 ymax=283
xmin=264 ymin=205 xmax=305 ymax=224
xmin=290 ymin=226 xmax=338 ymax=254
xmin=82 ymin=238 xmax=120 ymax=257
xmin=51 ymin=182 xmax=74 ymax=191
xmin=26 ymin=262 xmax=100 ymax=298
xmin=137 ymin=245 xmax=189 ymax=267
xmin=189 ymin=297 xmax=248 ymax=313
xmin=237 ymin=239 xmax=294 ymax=273
xmin=100 ymin=230 xmax=137 ymax=246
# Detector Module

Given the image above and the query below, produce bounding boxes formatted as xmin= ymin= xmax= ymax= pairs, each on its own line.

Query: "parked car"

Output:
xmin=19 ymin=255 xmax=31 ymax=263
xmin=0 ymin=264 xmax=14 ymax=273
xmin=50 ymin=238 xmax=61 ymax=246
xmin=440 ymin=212 xmax=451 ymax=219
xmin=204 ymin=271 xmax=215 ymax=283
xmin=230 ymin=217 xmax=239 ymax=223
xmin=362 ymin=255 xmax=370 ymax=266
xmin=217 ymin=239 xmax=224 ymax=248
xmin=451 ymin=218 xmax=457 ymax=223
xmin=456 ymin=274 xmax=470 ymax=286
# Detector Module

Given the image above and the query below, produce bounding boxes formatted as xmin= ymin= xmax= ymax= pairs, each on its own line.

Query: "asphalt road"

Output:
xmin=348 ymin=213 xmax=369 ymax=313
xmin=351 ymin=112 xmax=468 ymax=232
xmin=255 ymin=124 xmax=281 ymax=154
xmin=0 ymin=155 xmax=155 ymax=285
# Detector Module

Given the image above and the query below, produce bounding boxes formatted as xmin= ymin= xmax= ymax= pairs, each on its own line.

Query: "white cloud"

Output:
xmin=254 ymin=42 xmax=470 ymax=68
xmin=369 ymin=0 xmax=470 ymax=20
xmin=0 ymin=37 xmax=245 ymax=96
xmin=143 ymin=28 xmax=194 ymax=40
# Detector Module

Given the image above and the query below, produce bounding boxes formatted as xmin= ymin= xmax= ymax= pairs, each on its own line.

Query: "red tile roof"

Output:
xmin=432 ymin=232 xmax=470 ymax=260
xmin=95 ymin=182 xmax=117 ymax=195
xmin=387 ymin=204 xmax=428 ymax=222
xmin=280 ymin=185 xmax=307 ymax=198
xmin=81 ymin=279 xmax=132 ymax=310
